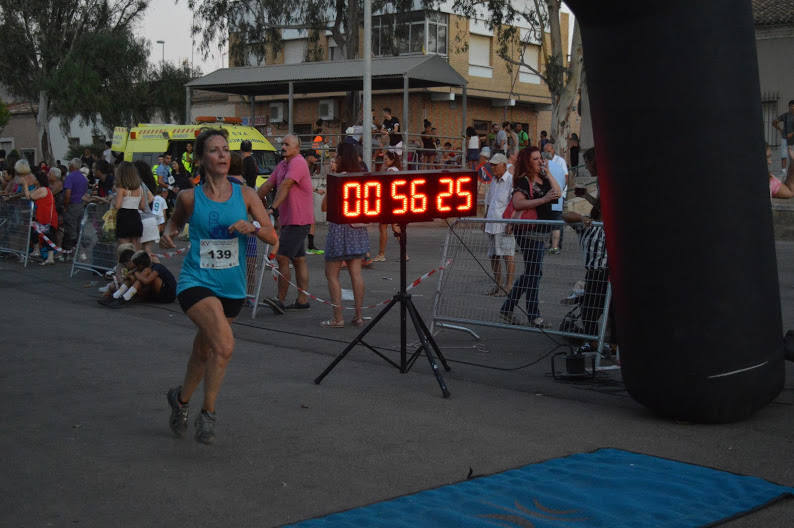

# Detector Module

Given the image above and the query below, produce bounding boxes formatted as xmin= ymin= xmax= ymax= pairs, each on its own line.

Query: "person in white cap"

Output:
xmin=484 ymin=153 xmax=515 ymax=296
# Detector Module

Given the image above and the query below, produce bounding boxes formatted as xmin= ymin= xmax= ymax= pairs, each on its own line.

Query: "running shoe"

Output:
xmin=166 ymin=386 xmax=189 ymax=438
xmin=307 ymin=248 xmax=325 ymax=255
xmin=194 ymin=409 xmax=216 ymax=445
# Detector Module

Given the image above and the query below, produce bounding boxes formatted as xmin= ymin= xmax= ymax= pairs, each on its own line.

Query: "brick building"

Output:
xmin=191 ymin=6 xmax=573 ymax=151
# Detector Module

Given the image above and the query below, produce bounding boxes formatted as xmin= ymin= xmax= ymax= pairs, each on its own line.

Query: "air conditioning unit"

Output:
xmin=318 ymin=99 xmax=336 ymax=121
xmin=269 ymin=102 xmax=285 ymax=123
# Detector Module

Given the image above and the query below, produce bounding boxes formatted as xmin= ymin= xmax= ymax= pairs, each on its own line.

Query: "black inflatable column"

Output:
xmin=566 ymin=0 xmax=784 ymax=422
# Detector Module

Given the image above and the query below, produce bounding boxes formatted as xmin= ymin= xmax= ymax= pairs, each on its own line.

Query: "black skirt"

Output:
xmin=116 ymin=208 xmax=143 ymax=239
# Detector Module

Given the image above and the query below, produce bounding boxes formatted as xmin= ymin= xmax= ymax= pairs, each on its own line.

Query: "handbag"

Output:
xmin=502 ymin=176 xmax=539 ymax=224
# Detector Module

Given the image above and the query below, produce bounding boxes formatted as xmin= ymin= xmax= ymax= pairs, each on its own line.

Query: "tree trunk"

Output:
xmin=551 ymin=20 xmax=583 ymax=177
xmin=36 ymin=90 xmax=53 ymax=164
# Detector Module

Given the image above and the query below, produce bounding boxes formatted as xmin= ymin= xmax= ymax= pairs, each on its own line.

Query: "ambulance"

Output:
xmin=111 ymin=117 xmax=279 ymax=185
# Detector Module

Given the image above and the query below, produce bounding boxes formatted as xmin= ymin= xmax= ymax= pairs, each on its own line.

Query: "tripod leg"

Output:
xmin=408 ymin=299 xmax=451 ymax=372
xmin=314 ymin=298 xmax=398 ymax=385
xmin=406 ymin=299 xmax=450 ymax=398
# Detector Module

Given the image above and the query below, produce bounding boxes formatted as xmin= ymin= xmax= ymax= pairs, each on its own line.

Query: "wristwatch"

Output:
xmin=252 ymin=220 xmax=262 ymax=233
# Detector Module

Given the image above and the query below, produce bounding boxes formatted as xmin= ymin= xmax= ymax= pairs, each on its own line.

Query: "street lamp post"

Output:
xmin=156 ymin=40 xmax=165 ymax=64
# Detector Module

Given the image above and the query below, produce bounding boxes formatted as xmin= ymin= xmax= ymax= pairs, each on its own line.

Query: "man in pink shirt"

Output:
xmin=258 ymin=134 xmax=314 ymax=311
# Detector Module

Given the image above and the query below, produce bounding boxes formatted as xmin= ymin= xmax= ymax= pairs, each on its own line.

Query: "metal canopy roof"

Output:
xmin=186 ymin=55 xmax=466 ymax=95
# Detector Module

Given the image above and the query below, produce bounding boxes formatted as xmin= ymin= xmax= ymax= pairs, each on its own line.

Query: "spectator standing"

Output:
xmin=47 ymin=168 xmax=66 ymax=251
xmin=539 ymin=130 xmax=549 ymax=151
xmin=23 ymin=167 xmax=58 ymax=265
xmin=152 ymin=187 xmax=169 ymax=233
xmin=488 ymin=123 xmax=500 ymax=151
xmin=156 ymin=153 xmax=172 ymax=186
xmin=373 ymin=151 xmax=402 ymax=262
xmin=94 ymin=160 xmax=115 ymax=198
xmin=80 ymin=149 xmax=95 ymax=181
xmin=500 ymin=147 xmax=561 ymax=327
xmin=381 ymin=107 xmax=403 ymax=155
xmin=767 ymin=144 xmax=794 ymax=198
xmin=483 ymin=153 xmax=515 ymax=296
xmin=181 ymin=143 xmax=194 ymax=176
xmin=60 ymin=158 xmax=89 ymax=260
xmin=171 ymin=161 xmax=193 ymax=192
xmin=103 ymin=141 xmax=114 ymax=164
xmin=562 ymin=147 xmax=613 ymax=342
xmin=516 ymin=123 xmax=529 ymax=149
xmin=114 ymin=161 xmax=147 ymax=250
xmin=495 ymin=122 xmax=508 ymax=155
xmin=773 ymin=100 xmax=794 ymax=178
xmin=476 ymin=147 xmax=493 ymax=183
xmin=257 ymin=134 xmax=314 ymax=312
xmin=420 ymin=121 xmax=436 ymax=168
xmin=568 ymin=133 xmax=580 ymax=170
xmin=543 ymin=141 xmax=570 ymax=254
xmin=466 ymin=126 xmax=480 ymax=170
xmin=240 ymin=140 xmax=258 ymax=188
xmin=320 ymin=142 xmax=370 ymax=328
xmin=507 ymin=123 xmax=519 ymax=158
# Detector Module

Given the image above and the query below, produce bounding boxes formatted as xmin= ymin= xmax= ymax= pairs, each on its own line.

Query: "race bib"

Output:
xmin=199 ymin=239 xmax=239 ymax=269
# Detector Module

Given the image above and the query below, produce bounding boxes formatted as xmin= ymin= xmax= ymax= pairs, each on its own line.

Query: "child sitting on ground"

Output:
xmin=99 ymin=250 xmax=177 ymax=307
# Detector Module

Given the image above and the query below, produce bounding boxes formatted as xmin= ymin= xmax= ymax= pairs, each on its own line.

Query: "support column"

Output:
xmin=462 ymin=84 xmax=468 ymax=150
xmin=566 ymin=0 xmax=783 ymax=422
xmin=250 ymin=96 xmax=255 ymax=127
xmin=402 ymin=74 xmax=409 ymax=167
xmin=288 ymin=82 xmax=294 ymax=134
xmin=362 ymin=0 xmax=372 ymax=170
xmin=185 ymin=87 xmax=192 ymax=125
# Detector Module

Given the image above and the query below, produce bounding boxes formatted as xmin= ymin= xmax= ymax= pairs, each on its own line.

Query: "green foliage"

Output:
xmin=0 ymin=0 xmax=149 ymax=144
xmin=48 ymin=29 xmax=151 ymax=130
xmin=66 ymin=143 xmax=101 ymax=162
xmin=146 ymin=61 xmax=201 ymax=124
xmin=187 ymin=0 xmax=421 ymax=65
xmin=450 ymin=0 xmax=566 ymax=95
xmin=0 ymin=99 xmax=9 ymax=130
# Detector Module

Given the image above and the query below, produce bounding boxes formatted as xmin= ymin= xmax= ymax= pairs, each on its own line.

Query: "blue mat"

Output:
xmin=289 ymin=448 xmax=793 ymax=527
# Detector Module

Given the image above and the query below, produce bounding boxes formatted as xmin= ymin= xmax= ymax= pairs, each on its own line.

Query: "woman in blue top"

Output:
xmin=159 ymin=128 xmax=277 ymax=445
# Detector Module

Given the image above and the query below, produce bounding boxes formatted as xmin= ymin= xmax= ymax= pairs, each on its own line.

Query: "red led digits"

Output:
xmin=363 ymin=181 xmax=381 ymax=216
xmin=455 ymin=176 xmax=473 ymax=211
xmin=330 ymin=171 xmax=475 ymax=223
xmin=343 ymin=182 xmax=361 ymax=217
xmin=437 ymin=178 xmax=454 ymax=212
xmin=391 ymin=179 xmax=408 ymax=214
xmin=410 ymin=179 xmax=428 ymax=213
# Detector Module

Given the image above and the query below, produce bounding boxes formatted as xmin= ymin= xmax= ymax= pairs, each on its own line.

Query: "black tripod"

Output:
xmin=314 ymin=224 xmax=451 ymax=397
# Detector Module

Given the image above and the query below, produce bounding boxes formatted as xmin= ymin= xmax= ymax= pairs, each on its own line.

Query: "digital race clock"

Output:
xmin=325 ymin=169 xmax=478 ymax=224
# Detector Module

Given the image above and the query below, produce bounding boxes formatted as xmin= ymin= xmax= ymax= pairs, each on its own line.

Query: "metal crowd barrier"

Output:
xmin=0 ymin=198 xmax=34 ymax=267
xmin=249 ymin=214 xmax=277 ymax=319
xmin=70 ymin=202 xmax=117 ymax=277
xmin=431 ymin=217 xmax=614 ymax=369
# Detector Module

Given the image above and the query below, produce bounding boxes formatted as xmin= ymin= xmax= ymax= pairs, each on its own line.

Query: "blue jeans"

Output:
xmin=501 ymin=234 xmax=545 ymax=320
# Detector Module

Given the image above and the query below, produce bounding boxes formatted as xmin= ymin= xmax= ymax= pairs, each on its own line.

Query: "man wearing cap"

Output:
xmin=60 ymin=158 xmax=89 ymax=259
xmin=484 ymin=153 xmax=515 ymax=296
xmin=240 ymin=140 xmax=258 ymax=188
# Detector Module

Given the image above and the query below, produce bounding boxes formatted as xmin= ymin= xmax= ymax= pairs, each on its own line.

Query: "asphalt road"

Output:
xmin=1 ymin=223 xmax=792 ymax=527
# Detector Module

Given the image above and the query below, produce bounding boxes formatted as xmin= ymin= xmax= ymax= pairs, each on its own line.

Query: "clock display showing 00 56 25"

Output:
xmin=325 ymin=169 xmax=478 ymax=225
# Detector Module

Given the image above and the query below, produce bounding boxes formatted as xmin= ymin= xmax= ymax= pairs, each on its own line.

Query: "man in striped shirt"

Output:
xmin=563 ymin=148 xmax=609 ymax=337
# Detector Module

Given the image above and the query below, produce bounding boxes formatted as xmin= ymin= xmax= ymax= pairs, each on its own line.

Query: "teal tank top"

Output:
xmin=176 ymin=183 xmax=248 ymax=299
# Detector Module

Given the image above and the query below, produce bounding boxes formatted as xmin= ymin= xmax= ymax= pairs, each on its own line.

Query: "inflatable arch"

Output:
xmin=566 ymin=0 xmax=785 ymax=422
